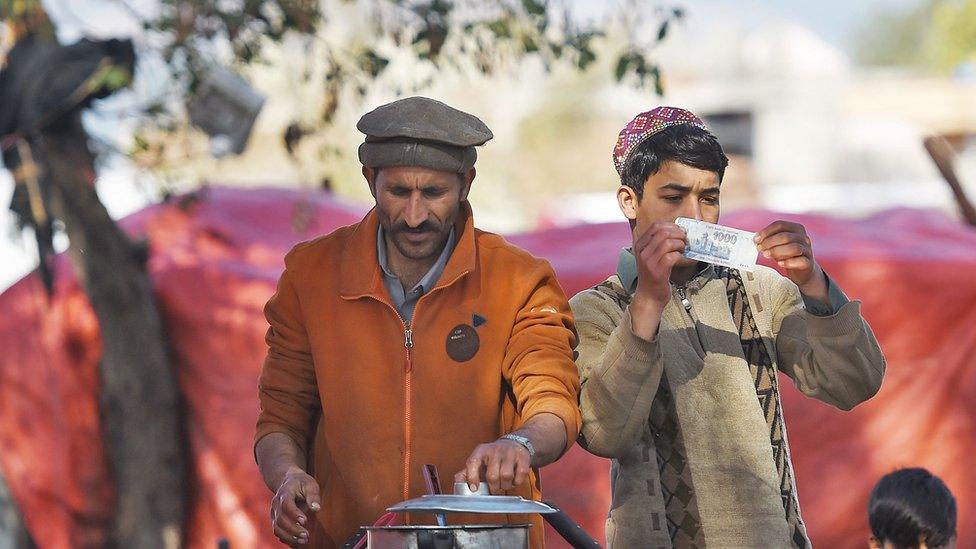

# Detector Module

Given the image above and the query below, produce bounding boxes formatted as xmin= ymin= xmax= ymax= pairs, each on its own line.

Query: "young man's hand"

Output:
xmin=754 ymin=220 xmax=828 ymax=302
xmin=630 ymin=221 xmax=687 ymax=340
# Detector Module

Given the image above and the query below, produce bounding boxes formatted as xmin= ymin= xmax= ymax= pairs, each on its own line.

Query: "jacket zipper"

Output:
xmin=367 ymin=297 xmax=415 ymax=503
xmin=673 ymin=264 xmax=711 ymax=315
xmin=676 ymin=286 xmax=692 ymax=312
xmin=365 ymin=268 xmax=469 ymax=509
xmin=402 ymin=318 xmax=413 ymax=502
xmin=395 ymin=272 xmax=463 ymax=503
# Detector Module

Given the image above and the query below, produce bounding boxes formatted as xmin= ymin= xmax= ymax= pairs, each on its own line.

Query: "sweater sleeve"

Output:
xmin=501 ymin=261 xmax=582 ymax=452
xmin=571 ymin=289 xmax=664 ymax=458
xmin=800 ymin=272 xmax=850 ymax=316
xmin=254 ymin=264 xmax=321 ymax=457
xmin=770 ymin=275 xmax=886 ymax=410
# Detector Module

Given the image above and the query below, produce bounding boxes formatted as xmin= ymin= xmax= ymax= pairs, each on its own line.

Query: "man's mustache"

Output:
xmin=392 ymin=221 xmax=437 ymax=234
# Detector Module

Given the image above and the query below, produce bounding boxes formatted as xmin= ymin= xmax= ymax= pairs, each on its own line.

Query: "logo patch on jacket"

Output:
xmin=446 ymin=324 xmax=480 ymax=362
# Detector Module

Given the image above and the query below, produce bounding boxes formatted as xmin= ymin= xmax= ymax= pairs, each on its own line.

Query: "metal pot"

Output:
xmin=365 ymin=482 xmax=536 ymax=548
xmin=366 ymin=482 xmax=600 ymax=549
xmin=365 ymin=524 xmax=528 ymax=549
xmin=349 ymin=476 xmax=600 ymax=549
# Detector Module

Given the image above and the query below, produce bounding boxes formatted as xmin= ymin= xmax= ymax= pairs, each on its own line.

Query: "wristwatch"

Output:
xmin=500 ymin=433 xmax=536 ymax=458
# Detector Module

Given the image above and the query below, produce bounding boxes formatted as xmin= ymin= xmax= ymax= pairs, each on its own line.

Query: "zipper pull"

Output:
xmin=676 ymin=287 xmax=692 ymax=311
xmin=404 ymin=324 xmax=414 ymax=373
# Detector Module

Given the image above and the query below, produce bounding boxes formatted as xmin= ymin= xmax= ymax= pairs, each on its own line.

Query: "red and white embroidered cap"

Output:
xmin=612 ymin=106 xmax=708 ymax=176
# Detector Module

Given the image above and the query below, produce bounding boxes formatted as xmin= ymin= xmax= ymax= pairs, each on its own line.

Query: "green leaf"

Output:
xmin=359 ymin=50 xmax=389 ymax=77
xmin=133 ymin=133 xmax=150 ymax=152
xmin=651 ymin=66 xmax=663 ymax=96
xmin=86 ymin=65 xmax=132 ymax=94
xmin=577 ymin=46 xmax=596 ymax=70
xmin=146 ymin=103 xmax=166 ymax=116
xmin=521 ymin=0 xmax=546 ymax=16
xmin=487 ymin=19 xmax=511 ymax=39
xmin=104 ymin=66 xmax=131 ymax=89
xmin=614 ymin=54 xmax=631 ymax=81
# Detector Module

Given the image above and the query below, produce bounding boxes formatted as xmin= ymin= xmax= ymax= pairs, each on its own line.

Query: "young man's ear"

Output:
xmin=459 ymin=168 xmax=476 ymax=201
xmin=867 ymin=535 xmax=882 ymax=549
xmin=363 ymin=166 xmax=377 ymax=198
xmin=617 ymin=185 xmax=640 ymax=222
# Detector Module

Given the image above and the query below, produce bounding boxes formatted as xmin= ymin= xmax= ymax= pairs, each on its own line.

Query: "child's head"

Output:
xmin=868 ymin=468 xmax=957 ymax=549
xmin=611 ymin=106 xmax=729 ymax=238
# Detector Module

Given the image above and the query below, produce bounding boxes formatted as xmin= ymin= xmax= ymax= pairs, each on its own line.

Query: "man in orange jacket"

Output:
xmin=254 ymin=96 xmax=581 ymax=548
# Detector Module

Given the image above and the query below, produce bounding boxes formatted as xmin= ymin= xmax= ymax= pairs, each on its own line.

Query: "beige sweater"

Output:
xmin=571 ymin=259 xmax=885 ymax=549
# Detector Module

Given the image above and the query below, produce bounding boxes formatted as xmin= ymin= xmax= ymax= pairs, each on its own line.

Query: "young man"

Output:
xmin=571 ymin=106 xmax=887 ymax=547
xmin=255 ymin=97 xmax=581 ymax=548
xmin=869 ymin=468 xmax=957 ymax=549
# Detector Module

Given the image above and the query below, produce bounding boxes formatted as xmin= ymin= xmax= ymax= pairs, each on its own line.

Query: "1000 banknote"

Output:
xmin=674 ymin=217 xmax=758 ymax=272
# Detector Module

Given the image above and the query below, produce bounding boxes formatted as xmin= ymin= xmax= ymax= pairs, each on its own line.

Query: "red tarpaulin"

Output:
xmin=0 ymin=186 xmax=973 ymax=548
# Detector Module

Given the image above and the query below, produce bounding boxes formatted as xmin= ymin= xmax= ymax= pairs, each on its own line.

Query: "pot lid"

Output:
xmin=387 ymin=495 xmax=556 ymax=515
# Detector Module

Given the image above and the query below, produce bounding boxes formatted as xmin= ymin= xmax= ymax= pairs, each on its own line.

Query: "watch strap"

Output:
xmin=500 ymin=433 xmax=535 ymax=457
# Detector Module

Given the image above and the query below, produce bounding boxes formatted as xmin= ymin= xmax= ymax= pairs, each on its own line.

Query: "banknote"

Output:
xmin=674 ymin=217 xmax=758 ymax=272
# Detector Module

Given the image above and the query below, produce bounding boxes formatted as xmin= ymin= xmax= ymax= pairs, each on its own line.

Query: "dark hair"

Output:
xmin=620 ymin=123 xmax=729 ymax=200
xmin=869 ymin=468 xmax=957 ymax=548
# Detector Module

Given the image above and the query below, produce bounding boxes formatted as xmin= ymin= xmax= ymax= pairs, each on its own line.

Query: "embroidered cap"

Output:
xmin=612 ymin=106 xmax=708 ymax=176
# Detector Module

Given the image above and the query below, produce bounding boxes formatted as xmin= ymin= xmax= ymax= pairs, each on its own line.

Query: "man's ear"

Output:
xmin=617 ymin=185 xmax=640 ymax=221
xmin=867 ymin=535 xmax=882 ymax=549
xmin=363 ymin=166 xmax=377 ymax=198
xmin=459 ymin=168 xmax=475 ymax=201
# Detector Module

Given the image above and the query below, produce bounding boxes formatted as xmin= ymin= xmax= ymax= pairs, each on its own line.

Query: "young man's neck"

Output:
xmin=669 ymin=262 xmax=707 ymax=287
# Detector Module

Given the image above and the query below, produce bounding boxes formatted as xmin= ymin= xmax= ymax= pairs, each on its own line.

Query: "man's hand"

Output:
xmin=271 ymin=469 xmax=321 ymax=547
xmin=453 ymin=413 xmax=568 ymax=494
xmin=454 ymin=439 xmax=531 ymax=494
xmin=630 ymin=221 xmax=687 ymax=340
xmin=754 ymin=220 xmax=828 ymax=301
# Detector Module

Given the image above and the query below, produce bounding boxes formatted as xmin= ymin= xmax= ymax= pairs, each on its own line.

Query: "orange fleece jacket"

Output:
xmin=255 ymin=203 xmax=581 ymax=548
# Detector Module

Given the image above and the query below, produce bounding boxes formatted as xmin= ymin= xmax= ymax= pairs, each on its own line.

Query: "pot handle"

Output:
xmin=340 ymin=511 xmax=398 ymax=548
xmin=541 ymin=500 xmax=602 ymax=549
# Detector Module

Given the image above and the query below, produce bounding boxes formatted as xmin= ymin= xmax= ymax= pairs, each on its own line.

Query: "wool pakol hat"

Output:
xmin=357 ymin=96 xmax=493 ymax=173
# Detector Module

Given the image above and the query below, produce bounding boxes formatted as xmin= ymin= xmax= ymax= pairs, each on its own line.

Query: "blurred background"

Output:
xmin=1 ymin=1 xmax=975 ymax=548
xmin=3 ymin=0 xmax=976 ymax=291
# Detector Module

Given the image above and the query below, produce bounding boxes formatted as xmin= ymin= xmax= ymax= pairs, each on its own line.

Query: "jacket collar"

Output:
xmin=339 ymin=201 xmax=476 ymax=299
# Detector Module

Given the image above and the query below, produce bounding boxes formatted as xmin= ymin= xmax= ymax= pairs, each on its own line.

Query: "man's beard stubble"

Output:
xmin=388 ymin=219 xmax=451 ymax=261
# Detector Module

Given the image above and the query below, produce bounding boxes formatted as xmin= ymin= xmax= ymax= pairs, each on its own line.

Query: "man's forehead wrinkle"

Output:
xmin=383 ymin=177 xmax=454 ymax=189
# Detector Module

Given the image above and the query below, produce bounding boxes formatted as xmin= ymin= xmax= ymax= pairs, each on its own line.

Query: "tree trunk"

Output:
xmin=34 ymin=112 xmax=185 ymax=549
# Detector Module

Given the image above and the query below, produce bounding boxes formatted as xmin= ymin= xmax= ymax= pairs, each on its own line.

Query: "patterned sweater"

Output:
xmin=570 ymin=254 xmax=886 ymax=548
